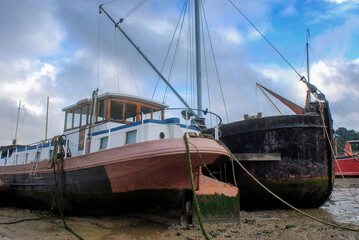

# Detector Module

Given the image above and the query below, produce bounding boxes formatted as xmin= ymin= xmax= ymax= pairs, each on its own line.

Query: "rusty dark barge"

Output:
xmin=217 ymin=101 xmax=334 ymax=209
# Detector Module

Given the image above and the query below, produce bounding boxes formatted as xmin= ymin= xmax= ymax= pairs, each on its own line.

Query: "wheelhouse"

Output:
xmin=62 ymin=93 xmax=168 ymax=132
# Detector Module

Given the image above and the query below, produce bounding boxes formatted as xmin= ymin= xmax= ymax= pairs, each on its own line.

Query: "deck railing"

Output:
xmin=1 ymin=107 xmax=222 ymax=164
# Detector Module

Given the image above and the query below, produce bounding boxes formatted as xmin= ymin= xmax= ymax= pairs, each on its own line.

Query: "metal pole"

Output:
xmin=13 ymin=100 xmax=21 ymax=145
xmin=45 ymin=97 xmax=49 ymax=140
xmin=194 ymin=0 xmax=202 ymax=118
xmin=99 ymin=5 xmax=197 ymax=118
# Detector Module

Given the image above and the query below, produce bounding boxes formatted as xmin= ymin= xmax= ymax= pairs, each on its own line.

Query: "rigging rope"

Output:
xmin=119 ymin=30 xmax=140 ymax=96
xmin=152 ymin=0 xmax=189 ymax=100
xmin=200 ymin=6 xmax=213 ymax=126
xmin=163 ymin=2 xmax=188 ymax=103
xmin=201 ymin=1 xmax=230 ymax=123
xmin=256 ymin=84 xmax=283 ymax=115
xmin=227 ymin=0 xmax=303 ymax=79
xmin=122 ymin=0 xmax=149 ymax=21
xmin=317 ymin=105 xmax=359 ymax=207
xmin=309 ymin=47 xmax=355 ymax=127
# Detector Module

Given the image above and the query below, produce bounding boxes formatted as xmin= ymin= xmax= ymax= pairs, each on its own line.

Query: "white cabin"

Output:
xmin=0 ymin=92 xmax=201 ymax=166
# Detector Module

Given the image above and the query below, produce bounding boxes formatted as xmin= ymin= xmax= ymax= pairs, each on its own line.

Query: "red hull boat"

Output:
xmin=335 ymin=141 xmax=359 ymax=176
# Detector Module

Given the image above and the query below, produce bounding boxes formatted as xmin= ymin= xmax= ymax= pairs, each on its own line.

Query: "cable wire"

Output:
xmin=163 ymin=2 xmax=188 ymax=103
xmin=122 ymin=0 xmax=149 ymax=20
xmin=227 ymin=0 xmax=302 ymax=79
xmin=119 ymin=31 xmax=140 ymax=96
xmin=152 ymin=0 xmax=188 ymax=100
xmin=201 ymin=1 xmax=230 ymax=123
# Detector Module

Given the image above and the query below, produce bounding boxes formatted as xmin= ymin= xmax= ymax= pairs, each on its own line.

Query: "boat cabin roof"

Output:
xmin=62 ymin=92 xmax=168 ymax=111
xmin=62 ymin=92 xmax=169 ymax=132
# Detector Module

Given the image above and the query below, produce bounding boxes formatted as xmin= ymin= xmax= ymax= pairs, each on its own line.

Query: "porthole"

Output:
xmin=159 ymin=132 xmax=165 ymax=139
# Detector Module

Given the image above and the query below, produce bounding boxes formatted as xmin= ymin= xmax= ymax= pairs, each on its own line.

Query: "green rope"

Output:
xmin=51 ymin=136 xmax=84 ymax=240
xmin=183 ymin=134 xmax=210 ymax=240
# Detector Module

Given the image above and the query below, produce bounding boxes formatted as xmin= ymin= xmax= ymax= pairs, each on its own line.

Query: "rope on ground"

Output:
xmin=215 ymin=139 xmax=359 ymax=232
xmin=51 ymin=136 xmax=84 ymax=240
xmin=183 ymin=134 xmax=210 ymax=240
xmin=0 ymin=217 xmax=43 ymax=225
xmin=317 ymin=104 xmax=359 ymax=207
xmin=0 ymin=201 xmax=55 ymax=225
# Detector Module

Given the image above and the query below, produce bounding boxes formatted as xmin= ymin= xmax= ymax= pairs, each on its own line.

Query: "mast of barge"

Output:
xmin=194 ymin=0 xmax=202 ymax=118
xmin=305 ymin=29 xmax=311 ymax=105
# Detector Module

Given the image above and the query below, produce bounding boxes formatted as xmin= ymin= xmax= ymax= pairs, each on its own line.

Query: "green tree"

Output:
xmin=335 ymin=127 xmax=359 ymax=155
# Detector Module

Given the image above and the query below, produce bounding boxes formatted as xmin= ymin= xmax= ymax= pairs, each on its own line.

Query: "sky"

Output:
xmin=1 ymin=0 xmax=359 ymax=146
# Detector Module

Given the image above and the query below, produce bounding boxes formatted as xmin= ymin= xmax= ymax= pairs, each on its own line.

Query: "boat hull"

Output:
xmin=0 ymin=137 xmax=229 ymax=215
xmin=218 ymin=106 xmax=334 ymax=209
xmin=335 ymin=157 xmax=359 ymax=176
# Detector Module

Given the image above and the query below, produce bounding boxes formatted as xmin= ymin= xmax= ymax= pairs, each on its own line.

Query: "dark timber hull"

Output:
xmin=218 ymin=102 xmax=334 ymax=209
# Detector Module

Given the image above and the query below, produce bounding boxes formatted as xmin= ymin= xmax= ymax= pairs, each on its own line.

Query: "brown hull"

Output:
xmin=0 ymin=137 xmax=228 ymax=193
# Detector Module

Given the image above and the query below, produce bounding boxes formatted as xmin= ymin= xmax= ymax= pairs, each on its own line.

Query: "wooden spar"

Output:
xmin=257 ymin=83 xmax=304 ymax=115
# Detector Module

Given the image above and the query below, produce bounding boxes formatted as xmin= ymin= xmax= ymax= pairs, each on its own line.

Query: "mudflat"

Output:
xmin=0 ymin=178 xmax=358 ymax=240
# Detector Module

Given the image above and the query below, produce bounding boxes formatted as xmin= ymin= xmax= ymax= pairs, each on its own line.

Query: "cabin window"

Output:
xmin=100 ymin=137 xmax=108 ymax=150
xmin=125 ymin=103 xmax=137 ymax=122
xmin=110 ymin=101 xmax=124 ymax=120
xmin=141 ymin=106 xmax=152 ymax=120
xmin=97 ymin=99 xmax=107 ymax=122
xmin=351 ymin=142 xmax=359 ymax=154
xmin=73 ymin=108 xmax=81 ymax=128
xmin=126 ymin=130 xmax=137 ymax=144
xmin=153 ymin=109 xmax=162 ymax=120
xmin=1 ymin=150 xmax=7 ymax=159
xmin=66 ymin=112 xmax=73 ymax=130
xmin=81 ymin=105 xmax=88 ymax=126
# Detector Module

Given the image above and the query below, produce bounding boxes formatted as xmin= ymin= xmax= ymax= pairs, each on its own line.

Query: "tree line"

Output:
xmin=335 ymin=127 xmax=359 ymax=156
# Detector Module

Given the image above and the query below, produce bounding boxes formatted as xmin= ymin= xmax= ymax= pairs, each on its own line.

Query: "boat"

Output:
xmin=0 ymin=91 xmax=238 ymax=218
xmin=215 ymin=30 xmax=335 ymax=209
xmin=0 ymin=2 xmax=240 ymax=220
xmin=335 ymin=140 xmax=359 ymax=176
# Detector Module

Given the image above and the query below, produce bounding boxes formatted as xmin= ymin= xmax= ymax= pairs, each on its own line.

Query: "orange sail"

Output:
xmin=257 ymin=83 xmax=304 ymax=115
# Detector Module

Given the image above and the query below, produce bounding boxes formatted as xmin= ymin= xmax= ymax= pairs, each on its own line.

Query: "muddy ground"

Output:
xmin=0 ymin=178 xmax=358 ymax=239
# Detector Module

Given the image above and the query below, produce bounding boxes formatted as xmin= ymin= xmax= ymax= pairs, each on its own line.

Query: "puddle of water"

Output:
xmin=320 ymin=178 xmax=359 ymax=224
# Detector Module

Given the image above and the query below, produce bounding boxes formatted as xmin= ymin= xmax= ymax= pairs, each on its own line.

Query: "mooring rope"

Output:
xmin=317 ymin=104 xmax=359 ymax=207
xmin=51 ymin=136 xmax=84 ymax=240
xmin=184 ymin=134 xmax=210 ymax=240
xmin=216 ymin=138 xmax=359 ymax=232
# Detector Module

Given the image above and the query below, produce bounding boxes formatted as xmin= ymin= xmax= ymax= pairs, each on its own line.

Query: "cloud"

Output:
xmin=1 ymin=0 xmax=359 ymax=147
xmin=325 ymin=0 xmax=356 ymax=3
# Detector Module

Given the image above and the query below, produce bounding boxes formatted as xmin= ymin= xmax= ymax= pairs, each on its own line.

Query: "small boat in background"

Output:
xmin=335 ymin=140 xmax=359 ymax=176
